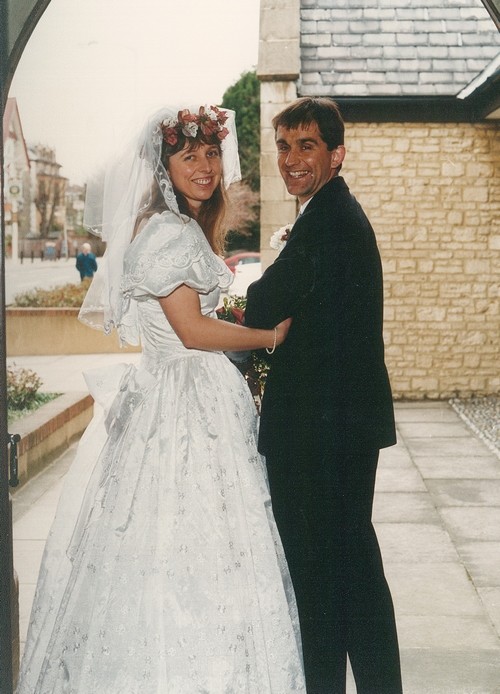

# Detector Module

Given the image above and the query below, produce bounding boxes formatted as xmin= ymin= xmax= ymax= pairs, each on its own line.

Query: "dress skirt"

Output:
xmin=16 ymin=352 xmax=305 ymax=694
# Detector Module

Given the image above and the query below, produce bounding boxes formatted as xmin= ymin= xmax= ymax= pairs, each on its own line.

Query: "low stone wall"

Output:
xmin=11 ymin=392 xmax=94 ymax=487
xmin=6 ymin=307 xmax=140 ymax=356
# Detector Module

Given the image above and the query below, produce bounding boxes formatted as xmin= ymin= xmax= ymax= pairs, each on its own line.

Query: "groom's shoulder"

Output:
xmin=304 ymin=177 xmax=349 ymax=217
xmin=318 ymin=176 xmax=349 ymax=202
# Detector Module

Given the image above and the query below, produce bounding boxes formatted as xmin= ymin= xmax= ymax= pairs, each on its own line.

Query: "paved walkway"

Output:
xmin=9 ymin=354 xmax=500 ymax=693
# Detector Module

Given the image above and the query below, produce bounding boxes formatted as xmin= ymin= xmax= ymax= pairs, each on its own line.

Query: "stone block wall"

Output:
xmin=260 ymin=81 xmax=299 ymax=269
xmin=257 ymin=0 xmax=499 ymax=399
xmin=6 ymin=308 xmax=141 ymax=355
xmin=342 ymin=121 xmax=499 ymax=398
xmin=259 ymin=107 xmax=499 ymax=399
xmin=258 ymin=0 xmax=301 ymax=269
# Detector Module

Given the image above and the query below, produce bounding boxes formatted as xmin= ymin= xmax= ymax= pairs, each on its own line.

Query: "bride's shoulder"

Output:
xmin=130 ymin=211 xmax=203 ymax=252
xmin=121 ymin=211 xmax=229 ymax=297
xmin=124 ymin=212 xmax=211 ymax=277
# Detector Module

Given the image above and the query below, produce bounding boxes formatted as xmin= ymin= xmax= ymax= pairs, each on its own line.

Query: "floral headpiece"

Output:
xmin=161 ymin=106 xmax=229 ymax=147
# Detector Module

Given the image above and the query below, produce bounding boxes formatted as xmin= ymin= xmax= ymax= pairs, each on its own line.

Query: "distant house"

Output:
xmin=2 ymin=97 xmax=31 ymax=256
xmin=258 ymin=0 xmax=499 ymax=399
xmin=3 ymin=97 xmax=69 ymax=257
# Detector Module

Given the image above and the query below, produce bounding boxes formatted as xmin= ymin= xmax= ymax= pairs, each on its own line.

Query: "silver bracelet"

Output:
xmin=266 ymin=327 xmax=277 ymax=355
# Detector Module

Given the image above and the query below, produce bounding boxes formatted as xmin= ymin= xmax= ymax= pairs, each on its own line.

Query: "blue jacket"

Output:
xmin=76 ymin=252 xmax=97 ymax=279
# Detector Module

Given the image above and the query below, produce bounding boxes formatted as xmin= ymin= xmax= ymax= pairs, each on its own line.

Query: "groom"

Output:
xmin=245 ymin=97 xmax=403 ymax=693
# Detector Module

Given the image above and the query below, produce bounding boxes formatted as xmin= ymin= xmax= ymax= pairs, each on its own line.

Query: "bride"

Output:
xmin=15 ymin=105 xmax=305 ymax=693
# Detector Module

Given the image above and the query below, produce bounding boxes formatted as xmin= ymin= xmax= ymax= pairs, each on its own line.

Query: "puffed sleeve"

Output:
xmin=121 ymin=211 xmax=232 ymax=299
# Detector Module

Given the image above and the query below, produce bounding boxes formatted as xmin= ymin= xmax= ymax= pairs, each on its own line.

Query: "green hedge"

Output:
xmin=13 ymin=279 xmax=91 ymax=308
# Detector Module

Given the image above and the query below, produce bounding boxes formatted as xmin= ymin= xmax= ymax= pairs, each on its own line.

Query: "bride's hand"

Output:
xmin=275 ymin=317 xmax=292 ymax=346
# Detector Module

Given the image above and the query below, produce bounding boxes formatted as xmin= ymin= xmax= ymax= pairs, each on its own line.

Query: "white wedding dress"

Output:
xmin=16 ymin=213 xmax=305 ymax=694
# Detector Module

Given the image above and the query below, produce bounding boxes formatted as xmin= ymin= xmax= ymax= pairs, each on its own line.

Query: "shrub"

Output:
xmin=7 ymin=365 xmax=60 ymax=423
xmin=7 ymin=364 xmax=43 ymax=410
xmin=13 ymin=279 xmax=91 ymax=308
xmin=7 ymin=392 xmax=59 ymax=424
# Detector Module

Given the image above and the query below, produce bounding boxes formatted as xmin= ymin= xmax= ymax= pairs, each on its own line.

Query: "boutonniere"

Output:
xmin=270 ymin=224 xmax=292 ymax=253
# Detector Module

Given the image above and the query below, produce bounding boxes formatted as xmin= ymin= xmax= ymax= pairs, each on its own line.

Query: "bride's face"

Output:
xmin=168 ymin=141 xmax=222 ymax=215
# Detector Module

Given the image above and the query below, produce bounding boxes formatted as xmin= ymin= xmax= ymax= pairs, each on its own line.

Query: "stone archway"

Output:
xmin=0 ymin=0 xmax=52 ymax=108
xmin=1 ymin=3 xmax=53 ymax=691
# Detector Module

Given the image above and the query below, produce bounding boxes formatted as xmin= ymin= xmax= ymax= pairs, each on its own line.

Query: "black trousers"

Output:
xmin=266 ymin=447 xmax=403 ymax=694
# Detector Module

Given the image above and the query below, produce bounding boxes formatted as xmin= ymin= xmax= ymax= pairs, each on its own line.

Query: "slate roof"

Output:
xmin=300 ymin=0 xmax=500 ymax=98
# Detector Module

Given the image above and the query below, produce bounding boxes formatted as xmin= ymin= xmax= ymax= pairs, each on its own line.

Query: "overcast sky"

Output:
xmin=9 ymin=0 xmax=260 ymax=185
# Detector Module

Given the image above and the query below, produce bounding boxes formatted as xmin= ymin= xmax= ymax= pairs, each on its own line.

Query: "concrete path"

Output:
xmin=9 ymin=355 xmax=500 ymax=693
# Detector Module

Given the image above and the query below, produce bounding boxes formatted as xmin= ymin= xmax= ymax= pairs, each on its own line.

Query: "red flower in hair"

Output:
xmin=210 ymin=105 xmax=228 ymax=125
xmin=163 ymin=128 xmax=178 ymax=146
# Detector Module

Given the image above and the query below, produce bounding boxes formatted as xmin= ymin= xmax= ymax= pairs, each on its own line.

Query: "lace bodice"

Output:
xmin=120 ymin=211 xmax=232 ymax=355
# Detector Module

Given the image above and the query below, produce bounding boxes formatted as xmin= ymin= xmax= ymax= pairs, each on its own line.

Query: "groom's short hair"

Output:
xmin=272 ymin=97 xmax=345 ymax=152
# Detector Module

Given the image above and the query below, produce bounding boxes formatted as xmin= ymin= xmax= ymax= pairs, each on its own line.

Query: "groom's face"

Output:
xmin=275 ymin=122 xmax=345 ymax=204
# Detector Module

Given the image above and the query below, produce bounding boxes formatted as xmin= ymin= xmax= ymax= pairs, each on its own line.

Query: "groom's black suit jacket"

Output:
xmin=245 ymin=176 xmax=396 ymax=459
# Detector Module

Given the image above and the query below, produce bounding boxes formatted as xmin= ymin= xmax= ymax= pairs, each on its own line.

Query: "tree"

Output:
xmin=222 ymin=70 xmax=260 ymax=192
xmin=224 ymin=182 xmax=259 ymax=251
xmin=222 ymin=71 xmax=261 ymax=251
xmin=35 ymin=176 xmax=62 ymax=238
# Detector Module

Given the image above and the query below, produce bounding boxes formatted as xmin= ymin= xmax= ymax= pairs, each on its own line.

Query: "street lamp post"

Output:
xmin=9 ymin=183 xmax=20 ymax=264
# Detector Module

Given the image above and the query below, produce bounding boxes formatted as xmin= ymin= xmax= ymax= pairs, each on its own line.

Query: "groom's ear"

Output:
xmin=330 ymin=145 xmax=346 ymax=170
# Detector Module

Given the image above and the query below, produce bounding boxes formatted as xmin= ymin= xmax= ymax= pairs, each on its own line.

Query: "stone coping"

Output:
xmin=9 ymin=392 xmax=94 ymax=487
xmin=7 ymin=307 xmax=82 ymax=316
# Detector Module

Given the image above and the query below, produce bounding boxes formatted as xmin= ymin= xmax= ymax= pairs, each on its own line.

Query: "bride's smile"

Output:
xmin=168 ymin=142 xmax=222 ymax=213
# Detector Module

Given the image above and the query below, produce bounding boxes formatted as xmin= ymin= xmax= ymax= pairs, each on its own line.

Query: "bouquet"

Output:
xmin=216 ymin=295 xmax=270 ymax=411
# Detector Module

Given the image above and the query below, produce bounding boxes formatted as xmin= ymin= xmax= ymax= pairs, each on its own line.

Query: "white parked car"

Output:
xmin=228 ymin=261 xmax=262 ymax=298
